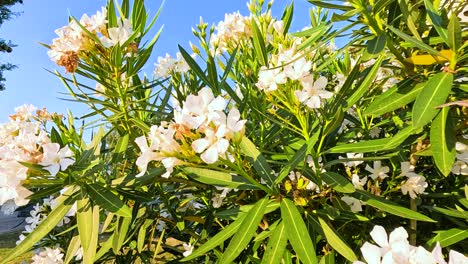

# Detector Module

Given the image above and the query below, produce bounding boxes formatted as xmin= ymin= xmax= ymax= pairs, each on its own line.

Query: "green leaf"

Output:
xmin=281 ymin=2 xmax=294 ymax=34
xmin=275 ymin=134 xmax=319 ymax=184
xmin=114 ymin=134 xmax=129 ymax=153
xmin=220 ymin=198 xmax=269 ymax=263
xmin=328 ymin=138 xmax=392 ymax=153
xmin=424 ymin=0 xmax=449 ymax=45
xmin=261 ymin=221 xmax=288 ymax=264
xmin=317 ymin=217 xmax=357 ymax=262
xmin=113 ymin=216 xmax=131 ymax=254
xmin=431 ymin=107 xmax=456 ymax=176
xmin=107 ymin=0 xmax=118 ymax=28
xmin=321 ymin=172 xmax=355 ymax=194
xmin=250 ymin=17 xmax=268 ymax=66
xmin=430 ymin=206 xmax=468 ymax=219
xmin=387 ymin=26 xmax=443 ymax=57
xmin=181 ymin=215 xmax=246 ymax=261
xmin=64 ymin=234 xmax=81 ymax=264
xmin=412 ymin=72 xmax=453 ymax=129
xmin=181 ymin=167 xmax=259 ymax=190
xmin=427 ymin=228 xmax=468 ymax=247
xmin=77 ymin=195 xmax=92 ymax=254
xmin=0 ymin=187 xmax=78 ymax=264
xmin=448 ymin=14 xmax=462 ymax=52
xmin=365 ymin=33 xmax=387 ymax=57
xmin=364 ymin=80 xmax=422 ymax=116
xmin=137 ymin=219 xmax=154 ymax=252
xmin=353 ymin=190 xmax=436 ymax=222
xmin=346 ymin=55 xmax=384 ymax=108
xmin=239 ymin=136 xmax=275 ymax=187
xmin=86 ymin=183 xmax=132 ymax=217
xmin=95 ymin=233 xmax=114 ymax=261
xmin=83 ymin=205 xmax=99 ymax=264
xmin=281 ymin=198 xmax=317 ymax=264
xmin=178 ymin=45 xmax=214 ymax=88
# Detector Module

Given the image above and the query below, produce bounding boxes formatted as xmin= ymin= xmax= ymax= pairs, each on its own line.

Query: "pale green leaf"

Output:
xmin=431 ymin=107 xmax=456 ymax=176
xmin=261 ymin=221 xmax=288 ymax=264
xmin=412 ymin=72 xmax=453 ymax=129
xmin=281 ymin=198 xmax=317 ymax=264
xmin=181 ymin=167 xmax=259 ymax=190
xmin=354 ymin=190 xmax=436 ymax=222
xmin=220 ymin=198 xmax=269 ymax=263
xmin=317 ymin=217 xmax=357 ymax=262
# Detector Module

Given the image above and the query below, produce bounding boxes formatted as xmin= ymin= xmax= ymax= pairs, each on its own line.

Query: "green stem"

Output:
xmin=410 ymin=198 xmax=417 ymax=245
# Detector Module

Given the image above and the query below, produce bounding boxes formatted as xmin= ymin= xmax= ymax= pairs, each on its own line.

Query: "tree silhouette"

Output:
xmin=0 ymin=0 xmax=23 ymax=91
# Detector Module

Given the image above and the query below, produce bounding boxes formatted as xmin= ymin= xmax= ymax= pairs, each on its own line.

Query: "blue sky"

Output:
xmin=0 ymin=0 xmax=312 ymax=122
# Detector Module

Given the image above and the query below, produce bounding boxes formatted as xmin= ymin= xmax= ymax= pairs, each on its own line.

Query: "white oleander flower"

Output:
xmin=31 ymin=247 xmax=64 ymax=264
xmin=352 ymin=174 xmax=368 ymax=190
xmin=401 ymin=175 xmax=428 ymax=199
xmin=192 ymin=127 xmax=229 ymax=164
xmin=212 ymin=187 xmax=231 ymax=208
xmin=283 ymin=57 xmax=311 ymax=81
xmin=369 ymin=127 xmax=381 ymax=138
xmin=295 ymin=76 xmax=333 ymax=109
xmin=340 ymin=153 xmax=364 ymax=167
xmin=182 ymin=242 xmax=194 ymax=257
xmin=101 ymin=18 xmax=134 ymax=47
xmin=359 ymin=225 xmax=411 ymax=264
xmin=341 ymin=196 xmax=363 ymax=212
xmin=256 ymin=66 xmax=287 ymax=92
xmin=365 ymin=161 xmax=390 ymax=180
xmin=39 ymin=143 xmax=75 ymax=176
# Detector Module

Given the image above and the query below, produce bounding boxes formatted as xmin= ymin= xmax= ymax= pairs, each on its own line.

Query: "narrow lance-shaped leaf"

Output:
xmin=321 ymin=172 xmax=355 ymax=193
xmin=261 ymin=221 xmax=288 ymax=264
xmin=346 ymin=55 xmax=384 ymax=108
xmin=83 ymin=205 xmax=100 ymax=264
xmin=64 ymin=234 xmax=81 ymax=264
xmin=364 ymin=80 xmax=422 ymax=116
xmin=281 ymin=198 xmax=318 ymax=264
xmin=239 ymin=136 xmax=275 ymax=187
xmin=431 ymin=107 xmax=456 ymax=176
xmin=448 ymin=13 xmax=462 ymax=52
xmin=274 ymin=133 xmax=319 ymax=185
xmin=353 ymin=190 xmax=436 ymax=222
xmin=427 ymin=228 xmax=468 ymax=248
xmin=76 ymin=195 xmax=92 ymax=254
xmin=182 ymin=215 xmax=247 ymax=261
xmin=220 ymin=198 xmax=269 ymax=263
xmin=250 ymin=18 xmax=268 ymax=66
xmin=317 ymin=217 xmax=357 ymax=262
xmin=0 ymin=187 xmax=78 ymax=264
xmin=181 ymin=167 xmax=259 ymax=190
xmin=86 ymin=183 xmax=132 ymax=217
xmin=412 ymin=72 xmax=453 ymax=129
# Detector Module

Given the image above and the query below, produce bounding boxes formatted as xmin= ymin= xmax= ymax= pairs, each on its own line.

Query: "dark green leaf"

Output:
xmin=321 ymin=172 xmax=355 ymax=193
xmin=261 ymin=221 xmax=288 ymax=264
xmin=86 ymin=183 xmax=132 ymax=217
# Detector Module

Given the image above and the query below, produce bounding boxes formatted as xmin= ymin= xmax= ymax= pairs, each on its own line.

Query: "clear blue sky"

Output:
xmin=0 ymin=0 xmax=312 ymax=122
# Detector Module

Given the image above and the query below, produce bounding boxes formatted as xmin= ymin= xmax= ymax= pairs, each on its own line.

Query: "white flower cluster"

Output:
xmin=136 ymin=88 xmax=246 ymax=177
xmin=31 ymin=247 xmax=64 ymax=264
xmin=154 ymin=52 xmax=190 ymax=79
xmin=452 ymin=142 xmax=468 ymax=175
xmin=400 ymin=162 xmax=428 ymax=199
xmin=354 ymin=225 xmax=468 ymax=264
xmin=210 ymin=12 xmax=252 ymax=55
xmin=17 ymin=195 xmax=77 ymax=245
xmin=48 ymin=6 xmax=136 ymax=72
xmin=0 ymin=105 xmax=73 ymax=208
xmin=256 ymin=45 xmax=333 ymax=109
